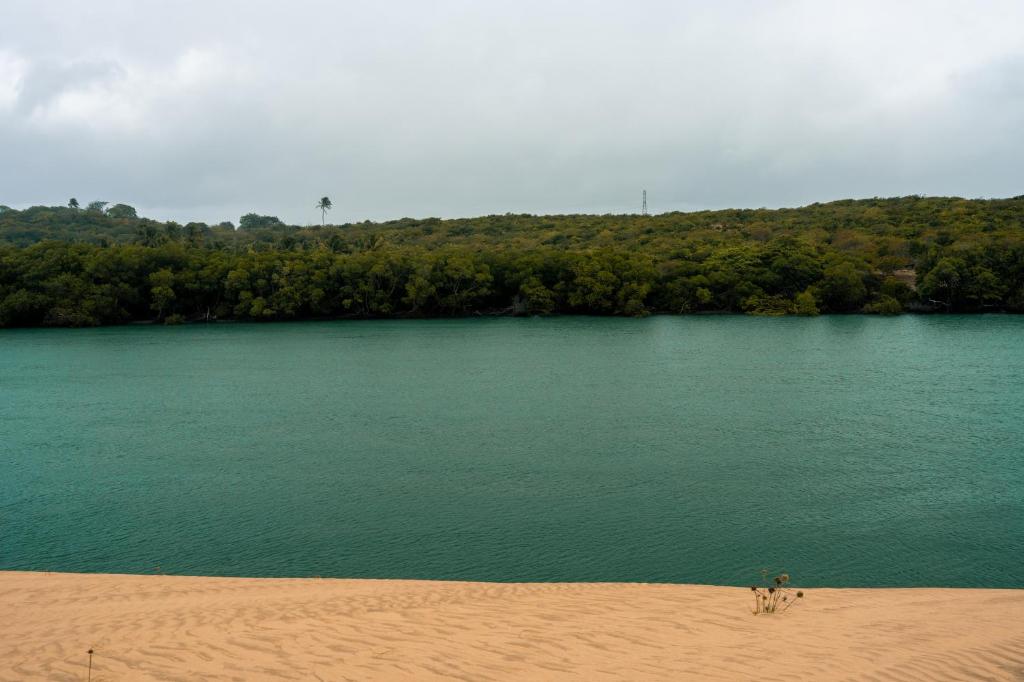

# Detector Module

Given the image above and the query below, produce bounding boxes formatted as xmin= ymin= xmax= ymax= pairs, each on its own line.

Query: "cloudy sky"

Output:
xmin=1 ymin=1 xmax=1022 ymax=225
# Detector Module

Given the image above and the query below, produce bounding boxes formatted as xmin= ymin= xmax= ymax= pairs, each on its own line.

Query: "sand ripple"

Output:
xmin=2 ymin=572 xmax=1023 ymax=680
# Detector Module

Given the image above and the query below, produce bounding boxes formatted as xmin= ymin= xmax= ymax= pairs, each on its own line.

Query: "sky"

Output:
xmin=1 ymin=0 xmax=1023 ymax=225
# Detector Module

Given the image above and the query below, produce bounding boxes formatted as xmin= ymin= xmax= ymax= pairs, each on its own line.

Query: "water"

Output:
xmin=1 ymin=316 xmax=1022 ymax=587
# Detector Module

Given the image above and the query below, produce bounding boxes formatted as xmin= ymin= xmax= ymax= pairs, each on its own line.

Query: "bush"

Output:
xmin=750 ymin=571 xmax=804 ymax=614
xmin=863 ymin=295 xmax=903 ymax=315
xmin=794 ymin=290 xmax=820 ymax=316
xmin=743 ymin=294 xmax=794 ymax=316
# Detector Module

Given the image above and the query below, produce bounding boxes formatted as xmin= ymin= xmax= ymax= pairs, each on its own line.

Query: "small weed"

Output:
xmin=750 ymin=570 xmax=804 ymax=615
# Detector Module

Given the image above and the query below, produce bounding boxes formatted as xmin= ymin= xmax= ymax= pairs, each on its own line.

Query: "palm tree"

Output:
xmin=316 ymin=196 xmax=332 ymax=226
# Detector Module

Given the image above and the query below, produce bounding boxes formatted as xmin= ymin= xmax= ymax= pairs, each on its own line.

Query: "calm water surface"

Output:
xmin=1 ymin=316 xmax=1022 ymax=586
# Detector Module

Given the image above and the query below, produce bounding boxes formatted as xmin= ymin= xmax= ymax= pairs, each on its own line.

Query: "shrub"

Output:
xmin=794 ymin=289 xmax=820 ymax=316
xmin=750 ymin=570 xmax=804 ymax=614
xmin=863 ymin=295 xmax=903 ymax=315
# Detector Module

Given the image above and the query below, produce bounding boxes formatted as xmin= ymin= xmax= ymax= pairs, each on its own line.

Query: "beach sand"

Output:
xmin=2 ymin=572 xmax=1023 ymax=681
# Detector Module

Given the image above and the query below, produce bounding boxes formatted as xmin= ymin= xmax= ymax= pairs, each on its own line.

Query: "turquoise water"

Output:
xmin=1 ymin=316 xmax=1022 ymax=587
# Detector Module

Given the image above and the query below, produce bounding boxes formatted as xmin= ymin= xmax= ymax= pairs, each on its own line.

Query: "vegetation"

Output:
xmin=316 ymin=196 xmax=332 ymax=227
xmin=750 ymin=571 xmax=804 ymax=615
xmin=1 ymin=196 xmax=1022 ymax=327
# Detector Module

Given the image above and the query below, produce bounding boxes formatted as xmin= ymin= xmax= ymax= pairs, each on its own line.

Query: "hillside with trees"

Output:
xmin=0 ymin=196 xmax=1022 ymax=326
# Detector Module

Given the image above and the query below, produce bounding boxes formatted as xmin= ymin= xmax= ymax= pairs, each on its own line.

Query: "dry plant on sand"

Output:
xmin=750 ymin=570 xmax=804 ymax=614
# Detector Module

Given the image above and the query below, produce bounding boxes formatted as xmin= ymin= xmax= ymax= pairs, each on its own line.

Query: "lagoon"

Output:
xmin=1 ymin=316 xmax=1022 ymax=586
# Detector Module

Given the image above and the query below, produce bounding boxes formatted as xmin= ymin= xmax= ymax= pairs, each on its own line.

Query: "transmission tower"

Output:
xmin=642 ymin=189 xmax=648 ymax=216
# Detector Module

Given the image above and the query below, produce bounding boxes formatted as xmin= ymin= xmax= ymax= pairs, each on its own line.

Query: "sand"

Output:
xmin=2 ymin=572 xmax=1023 ymax=681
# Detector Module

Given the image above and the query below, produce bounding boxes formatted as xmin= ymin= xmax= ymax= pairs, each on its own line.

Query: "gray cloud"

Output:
xmin=1 ymin=0 xmax=1023 ymax=224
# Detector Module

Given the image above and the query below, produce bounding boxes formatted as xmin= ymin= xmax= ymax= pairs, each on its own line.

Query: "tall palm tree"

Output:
xmin=316 ymin=196 xmax=333 ymax=226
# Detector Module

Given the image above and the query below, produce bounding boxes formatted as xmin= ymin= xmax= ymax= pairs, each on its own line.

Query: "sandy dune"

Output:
xmin=2 ymin=572 xmax=1023 ymax=681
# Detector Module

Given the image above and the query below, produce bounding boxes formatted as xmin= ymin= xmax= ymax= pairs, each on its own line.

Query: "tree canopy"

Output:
xmin=1 ymin=196 xmax=1022 ymax=326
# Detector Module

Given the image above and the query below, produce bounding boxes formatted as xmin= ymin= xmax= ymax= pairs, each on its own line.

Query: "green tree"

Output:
xmin=519 ymin=276 xmax=556 ymax=314
xmin=149 ymin=269 xmax=176 ymax=320
xmin=316 ymin=197 xmax=332 ymax=226
xmin=818 ymin=261 xmax=868 ymax=311
xmin=863 ymin=296 xmax=903 ymax=314
xmin=106 ymin=204 xmax=138 ymax=219
xmin=239 ymin=213 xmax=285 ymax=230
xmin=794 ymin=289 xmax=819 ymax=316
xmin=919 ymin=257 xmax=964 ymax=310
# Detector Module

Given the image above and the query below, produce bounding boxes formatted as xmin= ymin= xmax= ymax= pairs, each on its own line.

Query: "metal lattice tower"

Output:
xmin=642 ymin=190 xmax=648 ymax=216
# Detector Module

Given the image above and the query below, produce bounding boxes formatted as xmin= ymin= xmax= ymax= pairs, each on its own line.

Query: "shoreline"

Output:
xmin=4 ymin=568 xmax=1022 ymax=589
xmin=1 ymin=309 xmax=1020 ymax=332
xmin=4 ymin=571 xmax=1023 ymax=680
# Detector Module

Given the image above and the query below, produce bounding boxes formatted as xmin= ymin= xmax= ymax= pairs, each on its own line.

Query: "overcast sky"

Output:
xmin=1 ymin=1 xmax=1022 ymax=225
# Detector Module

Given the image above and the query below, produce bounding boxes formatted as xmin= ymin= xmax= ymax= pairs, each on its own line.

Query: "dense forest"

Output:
xmin=1 ymin=196 xmax=1022 ymax=326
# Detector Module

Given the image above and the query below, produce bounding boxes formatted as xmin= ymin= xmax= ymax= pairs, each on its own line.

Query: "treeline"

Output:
xmin=0 ymin=196 xmax=1022 ymax=326
xmin=1 ymin=237 xmax=1021 ymax=327
xmin=4 ymin=196 xmax=1024 ymax=255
